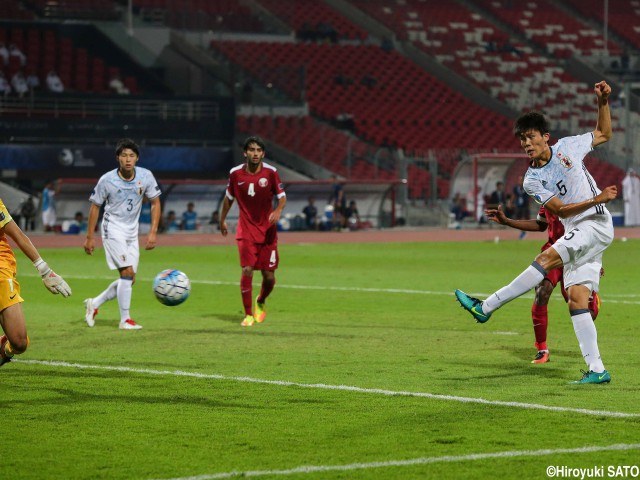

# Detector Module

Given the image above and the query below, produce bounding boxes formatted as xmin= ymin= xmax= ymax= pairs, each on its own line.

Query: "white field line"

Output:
xmin=17 ymin=359 xmax=640 ymax=419
xmin=152 ymin=443 xmax=640 ymax=480
xmin=23 ymin=273 xmax=640 ymax=304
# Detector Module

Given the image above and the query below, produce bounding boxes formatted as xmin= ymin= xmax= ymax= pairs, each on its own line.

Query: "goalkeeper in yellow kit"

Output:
xmin=0 ymin=197 xmax=71 ymax=366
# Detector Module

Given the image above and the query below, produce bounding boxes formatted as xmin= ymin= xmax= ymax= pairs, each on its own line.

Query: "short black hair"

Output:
xmin=513 ymin=111 xmax=550 ymax=137
xmin=116 ymin=138 xmax=140 ymax=157
xmin=243 ymin=136 xmax=265 ymax=152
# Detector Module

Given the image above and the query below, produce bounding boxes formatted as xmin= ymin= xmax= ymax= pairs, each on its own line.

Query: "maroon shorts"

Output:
xmin=237 ymin=238 xmax=279 ymax=270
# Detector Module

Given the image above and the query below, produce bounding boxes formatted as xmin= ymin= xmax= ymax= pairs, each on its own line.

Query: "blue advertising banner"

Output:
xmin=0 ymin=145 xmax=233 ymax=177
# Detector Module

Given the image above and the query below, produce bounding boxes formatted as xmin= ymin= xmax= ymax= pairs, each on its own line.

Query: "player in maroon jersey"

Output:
xmin=219 ymin=136 xmax=287 ymax=326
xmin=485 ymin=204 xmax=601 ymax=364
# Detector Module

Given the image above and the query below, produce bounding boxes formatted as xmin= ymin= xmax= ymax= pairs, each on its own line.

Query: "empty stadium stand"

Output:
xmin=134 ymin=0 xmax=267 ymax=32
xmin=258 ymin=0 xmax=368 ymax=41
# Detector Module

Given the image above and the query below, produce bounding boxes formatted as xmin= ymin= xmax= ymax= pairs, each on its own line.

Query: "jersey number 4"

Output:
xmin=247 ymin=183 xmax=256 ymax=197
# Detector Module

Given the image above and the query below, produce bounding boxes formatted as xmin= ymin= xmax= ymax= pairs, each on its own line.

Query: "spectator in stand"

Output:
xmin=41 ymin=180 xmax=59 ymax=232
xmin=450 ymin=192 xmax=470 ymax=222
xmin=466 ymin=186 xmax=486 ymax=224
xmin=20 ymin=196 xmax=36 ymax=232
xmin=11 ymin=70 xmax=28 ymax=98
xmin=329 ymin=174 xmax=346 ymax=230
xmin=25 ymin=68 xmax=40 ymax=93
xmin=488 ymin=181 xmax=507 ymax=210
xmin=0 ymin=71 xmax=11 ymax=96
xmin=302 ymin=197 xmax=318 ymax=230
xmin=513 ymin=175 xmax=529 ymax=220
xmin=0 ymin=43 xmax=8 ymax=66
xmin=164 ymin=210 xmax=180 ymax=232
xmin=181 ymin=202 xmax=198 ymax=231
xmin=139 ymin=197 xmax=152 ymax=234
xmin=344 ymin=200 xmax=361 ymax=230
xmin=8 ymin=44 xmax=26 ymax=67
xmin=360 ymin=74 xmax=377 ymax=88
xmin=209 ymin=210 xmax=220 ymax=230
xmin=513 ymin=175 xmax=530 ymax=239
xmin=622 ymin=168 xmax=640 ymax=226
xmin=109 ymin=74 xmax=130 ymax=95
xmin=316 ymin=22 xmax=337 ymax=43
xmin=46 ymin=70 xmax=64 ymax=93
xmin=297 ymin=22 xmax=316 ymax=42
xmin=63 ymin=212 xmax=88 ymax=235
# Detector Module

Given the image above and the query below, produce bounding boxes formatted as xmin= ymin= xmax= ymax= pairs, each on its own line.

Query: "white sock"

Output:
xmin=571 ymin=311 xmax=605 ymax=373
xmin=483 ymin=263 xmax=546 ymax=313
xmin=117 ymin=278 xmax=133 ymax=323
xmin=93 ymin=280 xmax=119 ymax=308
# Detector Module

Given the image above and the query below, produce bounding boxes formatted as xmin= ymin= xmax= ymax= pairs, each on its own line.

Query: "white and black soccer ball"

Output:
xmin=152 ymin=269 xmax=191 ymax=306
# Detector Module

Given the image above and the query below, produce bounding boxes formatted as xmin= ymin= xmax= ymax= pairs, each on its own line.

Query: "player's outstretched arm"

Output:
xmin=3 ymin=219 xmax=72 ymax=297
xmin=485 ymin=205 xmax=545 ymax=232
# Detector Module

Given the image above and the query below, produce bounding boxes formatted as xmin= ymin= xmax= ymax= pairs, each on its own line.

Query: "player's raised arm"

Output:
xmin=592 ymin=80 xmax=612 ymax=147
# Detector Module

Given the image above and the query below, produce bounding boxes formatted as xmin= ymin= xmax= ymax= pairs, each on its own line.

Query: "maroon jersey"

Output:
xmin=226 ymin=162 xmax=286 ymax=244
xmin=538 ymin=205 xmax=565 ymax=246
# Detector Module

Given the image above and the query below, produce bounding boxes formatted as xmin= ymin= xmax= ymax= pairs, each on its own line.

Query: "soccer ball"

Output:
xmin=152 ymin=269 xmax=190 ymax=306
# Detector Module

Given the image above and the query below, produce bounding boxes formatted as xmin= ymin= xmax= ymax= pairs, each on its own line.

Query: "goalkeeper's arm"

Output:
xmin=4 ymin=218 xmax=72 ymax=297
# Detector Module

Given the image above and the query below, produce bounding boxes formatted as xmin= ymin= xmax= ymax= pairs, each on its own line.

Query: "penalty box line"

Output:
xmin=17 ymin=359 xmax=640 ymax=419
xmin=152 ymin=443 xmax=640 ymax=480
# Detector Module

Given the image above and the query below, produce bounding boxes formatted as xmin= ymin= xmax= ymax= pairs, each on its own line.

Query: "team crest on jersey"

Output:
xmin=557 ymin=152 xmax=573 ymax=168
xmin=258 ymin=178 xmax=268 ymax=187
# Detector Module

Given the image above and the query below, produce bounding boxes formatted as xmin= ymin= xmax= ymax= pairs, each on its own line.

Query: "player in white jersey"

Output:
xmin=82 ymin=138 xmax=162 ymax=330
xmin=455 ymin=80 xmax=618 ymax=384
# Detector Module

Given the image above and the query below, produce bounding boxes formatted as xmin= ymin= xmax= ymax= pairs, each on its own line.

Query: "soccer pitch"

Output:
xmin=2 ymin=238 xmax=639 ymax=480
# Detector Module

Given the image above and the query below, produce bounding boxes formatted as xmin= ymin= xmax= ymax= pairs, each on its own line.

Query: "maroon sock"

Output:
xmin=532 ymin=303 xmax=548 ymax=351
xmin=241 ymin=275 xmax=253 ymax=315
xmin=258 ymin=278 xmax=276 ymax=304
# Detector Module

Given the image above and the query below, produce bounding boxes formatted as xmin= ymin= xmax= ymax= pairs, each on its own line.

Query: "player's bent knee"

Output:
xmin=10 ymin=334 xmax=29 ymax=355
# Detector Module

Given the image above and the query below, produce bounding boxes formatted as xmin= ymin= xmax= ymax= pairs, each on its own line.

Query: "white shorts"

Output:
xmin=552 ymin=214 xmax=613 ymax=292
xmin=103 ymin=236 xmax=140 ymax=272
xmin=42 ymin=209 xmax=56 ymax=227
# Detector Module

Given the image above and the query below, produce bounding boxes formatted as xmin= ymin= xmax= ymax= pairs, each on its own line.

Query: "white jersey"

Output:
xmin=89 ymin=167 xmax=161 ymax=240
xmin=523 ymin=132 xmax=609 ymax=229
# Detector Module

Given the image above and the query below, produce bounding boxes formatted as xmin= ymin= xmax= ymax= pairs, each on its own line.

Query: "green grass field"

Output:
xmin=2 ymin=237 xmax=639 ymax=480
